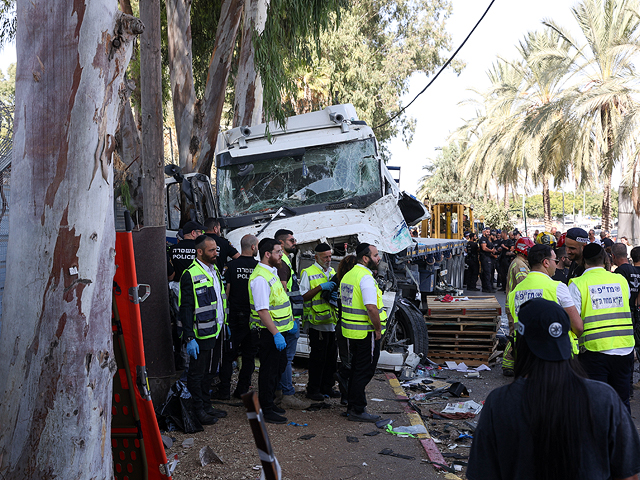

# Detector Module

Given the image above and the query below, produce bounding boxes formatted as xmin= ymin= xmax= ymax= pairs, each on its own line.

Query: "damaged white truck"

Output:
xmin=165 ymin=104 xmax=466 ymax=368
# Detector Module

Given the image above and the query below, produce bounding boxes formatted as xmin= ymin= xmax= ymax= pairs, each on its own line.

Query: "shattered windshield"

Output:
xmin=218 ymin=139 xmax=381 ymax=216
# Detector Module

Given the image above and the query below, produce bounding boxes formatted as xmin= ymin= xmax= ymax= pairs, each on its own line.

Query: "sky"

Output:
xmin=0 ymin=0 xmax=593 ymax=198
xmin=387 ymin=0 xmax=581 ymax=196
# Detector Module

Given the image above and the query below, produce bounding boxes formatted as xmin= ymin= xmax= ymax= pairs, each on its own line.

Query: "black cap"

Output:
xmin=315 ymin=242 xmax=331 ymax=253
xmin=583 ymin=242 xmax=603 ymax=259
xmin=183 ymin=221 xmax=205 ymax=235
xmin=566 ymin=227 xmax=589 ymax=243
xmin=355 ymin=243 xmax=371 ymax=255
xmin=517 ymin=298 xmax=572 ymax=361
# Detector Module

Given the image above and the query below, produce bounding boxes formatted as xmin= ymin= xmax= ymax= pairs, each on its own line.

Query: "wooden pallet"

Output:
xmin=428 ymin=351 xmax=493 ymax=366
xmin=425 ymin=296 xmax=502 ymax=317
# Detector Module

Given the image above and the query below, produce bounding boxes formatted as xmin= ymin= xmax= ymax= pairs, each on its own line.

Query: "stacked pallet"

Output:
xmin=425 ymin=296 xmax=501 ymax=366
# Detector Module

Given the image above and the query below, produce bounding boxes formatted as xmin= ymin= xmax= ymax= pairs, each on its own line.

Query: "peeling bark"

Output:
xmin=0 ymin=3 xmax=141 ymax=478
xmin=233 ymin=0 xmax=268 ymax=128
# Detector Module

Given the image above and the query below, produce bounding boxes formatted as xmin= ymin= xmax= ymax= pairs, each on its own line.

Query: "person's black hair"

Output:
xmin=469 ymin=232 xmax=476 ymax=241
xmin=555 ymin=246 xmax=566 ymax=258
xmin=514 ymin=336 xmax=594 ymax=480
xmin=274 ymin=229 xmax=293 ymax=242
xmin=527 ymin=244 xmax=552 ymax=268
xmin=195 ymin=234 xmax=214 ymax=251
xmin=632 ymin=246 xmax=640 ymax=263
xmin=258 ymin=238 xmax=279 ymax=260
xmin=335 ymin=255 xmax=357 ymax=284
xmin=356 ymin=246 xmax=371 ymax=261
xmin=203 ymin=217 xmax=220 ymax=231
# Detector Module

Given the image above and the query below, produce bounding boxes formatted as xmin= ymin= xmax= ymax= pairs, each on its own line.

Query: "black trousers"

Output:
xmin=307 ymin=328 xmax=338 ymax=394
xmin=258 ymin=328 xmax=288 ymax=413
xmin=217 ymin=312 xmax=259 ymax=397
xmin=467 ymin=261 xmax=479 ymax=289
xmin=480 ymin=255 xmax=493 ymax=290
xmin=580 ymin=350 xmax=633 ymax=412
xmin=187 ymin=334 xmax=222 ymax=411
xmin=346 ymin=333 xmax=380 ymax=414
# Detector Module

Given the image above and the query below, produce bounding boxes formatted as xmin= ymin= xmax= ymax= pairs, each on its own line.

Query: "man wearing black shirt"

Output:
xmin=551 ymin=246 xmax=571 ymax=284
xmin=479 ymin=227 xmax=497 ymax=292
xmin=204 ymin=217 xmax=240 ymax=273
xmin=466 ymin=232 xmax=480 ymax=290
xmin=168 ymin=220 xmax=205 ymax=281
xmin=214 ymin=234 xmax=259 ymax=400
xmin=565 ymin=227 xmax=589 ymax=281
xmin=613 ymin=243 xmax=640 ymax=360
xmin=497 ymin=230 xmax=514 ymax=291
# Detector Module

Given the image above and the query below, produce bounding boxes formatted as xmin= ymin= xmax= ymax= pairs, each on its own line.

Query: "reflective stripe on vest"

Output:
xmin=282 ymin=255 xmax=304 ymax=319
xmin=248 ymin=263 xmax=294 ymax=332
xmin=178 ymin=260 xmax=225 ymax=340
xmin=340 ymin=264 xmax=387 ymax=339
xmin=301 ymin=263 xmax=337 ymax=325
xmin=508 ymin=271 xmax=579 ymax=355
xmin=569 ymin=268 xmax=634 ymax=352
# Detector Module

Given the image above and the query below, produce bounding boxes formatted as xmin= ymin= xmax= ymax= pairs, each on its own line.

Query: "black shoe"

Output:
xmin=196 ymin=409 xmax=219 ymax=425
xmin=212 ymin=391 xmax=231 ymax=401
xmin=306 ymin=391 xmax=325 ymax=402
xmin=502 ymin=368 xmax=514 ymax=377
xmin=322 ymin=389 xmax=341 ymax=398
xmin=467 ymin=287 xmax=479 ymax=291
xmin=347 ymin=411 xmax=381 ymax=423
xmin=272 ymin=405 xmax=286 ymax=414
xmin=340 ymin=395 xmax=348 ymax=406
xmin=334 ymin=372 xmax=349 ymax=396
xmin=206 ymin=406 xmax=228 ymax=418
xmin=232 ymin=390 xmax=244 ymax=400
xmin=263 ymin=411 xmax=287 ymax=424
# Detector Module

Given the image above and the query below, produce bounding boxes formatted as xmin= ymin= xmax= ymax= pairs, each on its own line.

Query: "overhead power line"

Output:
xmin=375 ymin=0 xmax=497 ymax=130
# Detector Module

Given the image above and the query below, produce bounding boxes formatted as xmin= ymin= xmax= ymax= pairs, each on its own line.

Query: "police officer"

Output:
xmin=497 ymin=230 xmax=514 ymax=291
xmin=466 ymin=232 xmax=480 ymax=291
xmin=300 ymin=243 xmax=339 ymax=401
xmin=214 ymin=234 xmax=259 ymax=400
xmin=204 ymin=217 xmax=240 ymax=272
xmin=569 ymin=242 xmax=635 ymax=411
xmin=340 ymin=243 xmax=387 ymax=422
xmin=169 ymin=221 xmax=205 ymax=280
xmin=179 ymin=235 xmax=228 ymax=425
xmin=479 ymin=227 xmax=497 ymax=292
xmin=508 ymin=244 xmax=583 ymax=354
xmin=249 ymin=238 xmax=295 ymax=424
xmin=274 ymin=229 xmax=308 ymax=410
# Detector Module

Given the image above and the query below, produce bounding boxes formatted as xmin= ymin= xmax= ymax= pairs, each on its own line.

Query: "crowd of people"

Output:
xmin=465 ymin=225 xmax=640 ymax=479
xmin=167 ymin=219 xmax=386 ymax=426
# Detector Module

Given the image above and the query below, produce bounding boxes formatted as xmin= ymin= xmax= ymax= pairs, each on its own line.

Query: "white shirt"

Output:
xmin=569 ymin=267 xmax=633 ymax=356
xmin=300 ymin=262 xmax=335 ymax=332
xmin=197 ymin=259 xmax=225 ymax=326
xmin=250 ymin=263 xmax=279 ymax=311
xmin=357 ymin=265 xmax=379 ymax=306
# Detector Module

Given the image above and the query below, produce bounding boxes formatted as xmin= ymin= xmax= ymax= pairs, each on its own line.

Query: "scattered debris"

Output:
xmin=346 ymin=436 xmax=359 ymax=443
xmin=181 ymin=438 xmax=194 ymax=448
xmin=299 ymin=434 xmax=316 ymax=440
xmin=378 ymin=448 xmax=415 ymax=460
xmin=442 ymin=400 xmax=483 ymax=415
xmin=288 ymin=422 xmax=308 ymax=427
xmin=446 ymin=382 xmax=469 ymax=398
xmin=363 ymin=431 xmax=380 ymax=437
xmin=375 ymin=418 xmax=393 ymax=429
xmin=161 ymin=435 xmax=173 ymax=449
xmin=199 ymin=446 xmax=223 ymax=466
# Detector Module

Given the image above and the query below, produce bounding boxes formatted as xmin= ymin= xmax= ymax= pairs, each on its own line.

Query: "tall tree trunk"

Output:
xmin=166 ymin=0 xmax=198 ymax=172
xmin=602 ymin=170 xmax=612 ymax=230
xmin=542 ymin=176 xmax=552 ymax=230
xmin=197 ymin=0 xmax=244 ymax=176
xmin=233 ymin=0 xmax=269 ymax=128
xmin=503 ymin=184 xmax=509 ymax=209
xmin=0 ymin=4 xmax=142 ymax=478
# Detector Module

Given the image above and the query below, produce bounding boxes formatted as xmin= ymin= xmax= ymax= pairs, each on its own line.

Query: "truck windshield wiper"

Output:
xmin=256 ymin=204 xmax=296 ymax=237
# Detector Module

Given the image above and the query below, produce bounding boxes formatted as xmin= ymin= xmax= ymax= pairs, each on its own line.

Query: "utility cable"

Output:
xmin=374 ymin=0 xmax=497 ymax=130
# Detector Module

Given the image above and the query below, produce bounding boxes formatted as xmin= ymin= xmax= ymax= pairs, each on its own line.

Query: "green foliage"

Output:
xmin=0 ymin=62 xmax=15 ymax=104
xmin=254 ymin=0 xmax=348 ymax=128
xmin=189 ymin=0 xmax=223 ymax=98
xmin=0 ymin=0 xmax=15 ymax=49
xmin=474 ymin=201 xmax=514 ymax=232
xmin=417 ymin=143 xmax=475 ymax=203
xmin=519 ymin=190 xmax=618 ymax=220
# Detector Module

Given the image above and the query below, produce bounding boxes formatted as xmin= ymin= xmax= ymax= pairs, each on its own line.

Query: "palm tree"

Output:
xmin=545 ymin=0 xmax=640 ymax=230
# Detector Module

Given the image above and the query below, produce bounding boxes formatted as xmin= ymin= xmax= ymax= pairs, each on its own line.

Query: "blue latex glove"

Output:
xmin=186 ymin=339 xmax=199 ymax=359
xmin=320 ymin=281 xmax=336 ymax=291
xmin=330 ymin=291 xmax=338 ymax=301
xmin=290 ymin=320 xmax=299 ymax=336
xmin=273 ymin=332 xmax=287 ymax=351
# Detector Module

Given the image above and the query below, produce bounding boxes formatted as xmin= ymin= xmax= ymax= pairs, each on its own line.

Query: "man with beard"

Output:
xmin=300 ymin=243 xmax=339 ymax=401
xmin=274 ymin=229 xmax=309 ymax=410
xmin=565 ymin=228 xmax=590 ymax=281
xmin=179 ymin=235 xmax=228 ymax=425
xmin=340 ymin=243 xmax=387 ymax=422
xmin=249 ymin=238 xmax=295 ymax=424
